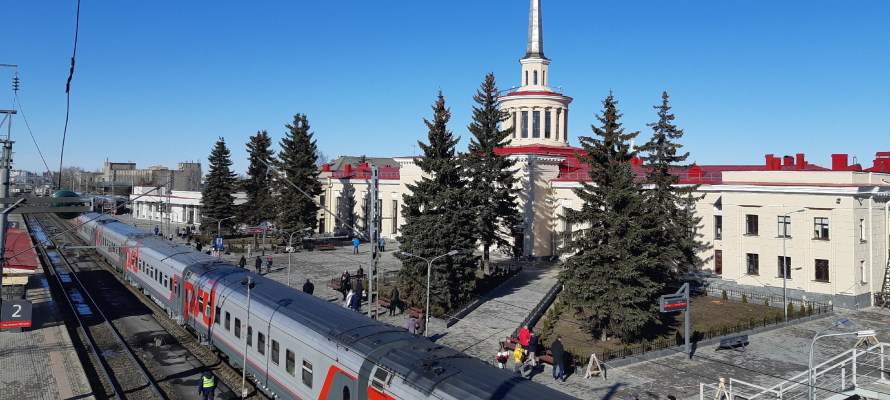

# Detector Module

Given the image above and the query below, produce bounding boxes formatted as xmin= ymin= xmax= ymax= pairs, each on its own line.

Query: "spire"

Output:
xmin=524 ymin=0 xmax=546 ymax=59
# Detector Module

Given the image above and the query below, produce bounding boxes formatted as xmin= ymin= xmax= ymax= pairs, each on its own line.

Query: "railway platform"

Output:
xmin=0 ymin=214 xmax=95 ymax=400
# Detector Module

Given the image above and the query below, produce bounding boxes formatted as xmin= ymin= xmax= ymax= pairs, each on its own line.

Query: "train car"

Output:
xmin=74 ymin=213 xmax=578 ymax=400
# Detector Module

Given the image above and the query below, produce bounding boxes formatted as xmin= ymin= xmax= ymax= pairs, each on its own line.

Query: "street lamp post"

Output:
xmin=807 ymin=317 xmax=873 ymax=399
xmin=401 ymin=250 xmax=458 ymax=337
xmin=240 ymin=276 xmax=255 ymax=398
xmin=285 ymin=230 xmax=300 ymax=287
xmin=217 ymin=216 xmax=236 ymax=255
xmin=782 ymin=209 xmax=806 ymax=321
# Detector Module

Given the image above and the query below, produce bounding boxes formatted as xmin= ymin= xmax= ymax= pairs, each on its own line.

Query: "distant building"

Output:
xmin=72 ymin=161 xmax=201 ymax=194
xmin=128 ymin=186 xmax=247 ymax=227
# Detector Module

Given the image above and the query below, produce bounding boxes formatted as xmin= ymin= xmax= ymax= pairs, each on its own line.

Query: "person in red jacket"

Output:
xmin=519 ymin=325 xmax=530 ymax=347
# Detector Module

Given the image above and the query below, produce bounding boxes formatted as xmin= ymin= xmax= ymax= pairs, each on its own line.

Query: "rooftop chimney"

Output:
xmin=783 ymin=156 xmax=794 ymax=166
xmin=765 ymin=154 xmax=775 ymax=171
xmin=344 ymin=164 xmax=352 ymax=173
xmin=796 ymin=153 xmax=805 ymax=170
xmin=322 ymin=164 xmax=330 ymax=172
xmin=831 ymin=154 xmax=848 ymax=171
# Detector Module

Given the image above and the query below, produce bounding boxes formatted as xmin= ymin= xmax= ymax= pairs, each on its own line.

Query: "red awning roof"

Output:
xmin=5 ymin=231 xmax=39 ymax=271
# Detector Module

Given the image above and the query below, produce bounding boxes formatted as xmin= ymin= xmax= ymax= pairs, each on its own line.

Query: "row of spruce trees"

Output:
xmin=201 ymin=114 xmax=322 ymax=235
xmin=200 ymin=72 xmax=700 ymax=342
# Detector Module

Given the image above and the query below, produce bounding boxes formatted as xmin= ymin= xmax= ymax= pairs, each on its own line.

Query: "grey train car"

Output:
xmin=75 ymin=213 xmax=577 ymax=400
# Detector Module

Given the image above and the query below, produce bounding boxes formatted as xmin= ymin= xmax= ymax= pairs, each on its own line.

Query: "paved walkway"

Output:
xmin=429 ymin=263 xmax=560 ymax=361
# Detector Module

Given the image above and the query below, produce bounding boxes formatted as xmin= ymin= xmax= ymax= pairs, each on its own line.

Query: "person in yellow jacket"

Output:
xmin=513 ymin=344 xmax=530 ymax=379
xmin=198 ymin=371 xmax=216 ymax=399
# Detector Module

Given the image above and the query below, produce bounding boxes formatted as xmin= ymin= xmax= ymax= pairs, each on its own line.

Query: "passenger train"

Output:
xmin=74 ymin=213 xmax=576 ymax=400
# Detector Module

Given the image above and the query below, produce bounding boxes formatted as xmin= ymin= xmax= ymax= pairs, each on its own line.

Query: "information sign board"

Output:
xmin=214 ymin=236 xmax=224 ymax=249
xmin=1 ymin=300 xmax=33 ymax=329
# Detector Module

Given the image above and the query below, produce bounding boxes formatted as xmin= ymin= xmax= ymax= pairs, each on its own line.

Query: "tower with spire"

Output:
xmin=500 ymin=0 xmax=573 ymax=147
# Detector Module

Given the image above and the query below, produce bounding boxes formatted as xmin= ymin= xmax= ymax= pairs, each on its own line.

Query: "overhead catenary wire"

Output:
xmin=14 ymin=94 xmax=52 ymax=174
xmin=57 ymin=0 xmax=81 ymax=190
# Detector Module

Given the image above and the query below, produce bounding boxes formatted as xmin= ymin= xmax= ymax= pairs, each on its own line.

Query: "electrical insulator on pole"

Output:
xmin=12 ymin=76 xmax=19 ymax=93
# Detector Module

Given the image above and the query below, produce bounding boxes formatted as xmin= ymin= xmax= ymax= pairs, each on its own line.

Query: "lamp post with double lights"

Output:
xmin=782 ymin=209 xmax=806 ymax=321
xmin=807 ymin=317 xmax=874 ymax=399
xmin=240 ymin=276 xmax=255 ymax=398
xmin=401 ymin=250 xmax=458 ymax=337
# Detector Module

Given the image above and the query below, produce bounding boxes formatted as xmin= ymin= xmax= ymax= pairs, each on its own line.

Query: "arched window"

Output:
xmin=525 ymin=71 xmax=528 ymax=86
xmin=343 ymin=386 xmax=351 ymax=400
xmin=533 ymin=71 xmax=538 ymax=85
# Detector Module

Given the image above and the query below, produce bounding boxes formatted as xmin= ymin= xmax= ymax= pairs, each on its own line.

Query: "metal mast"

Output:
xmin=367 ymin=166 xmax=380 ymax=318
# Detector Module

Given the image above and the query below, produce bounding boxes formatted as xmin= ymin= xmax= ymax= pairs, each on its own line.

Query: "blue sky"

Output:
xmin=2 ymin=1 xmax=888 ymax=176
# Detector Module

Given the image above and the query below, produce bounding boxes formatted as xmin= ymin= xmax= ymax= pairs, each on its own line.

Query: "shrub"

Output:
xmin=775 ymin=311 xmax=783 ymax=324
xmin=787 ymin=302 xmax=795 ymax=319
xmin=807 ymin=303 xmax=813 ymax=316
xmin=703 ymin=288 xmax=708 ymax=296
xmin=765 ymin=298 xmax=769 ymax=307
xmin=642 ymin=339 xmax=650 ymax=351
xmin=602 ymin=348 xmax=612 ymax=361
xmin=799 ymin=304 xmax=806 ymax=318
xmin=722 ymin=290 xmax=728 ymax=300
xmin=708 ymin=325 xmax=716 ymax=338
xmin=749 ymin=316 xmax=757 ymax=327
xmin=675 ymin=330 xmax=683 ymax=346
xmin=762 ymin=314 xmax=769 ymax=327
xmin=742 ymin=294 xmax=748 ymax=303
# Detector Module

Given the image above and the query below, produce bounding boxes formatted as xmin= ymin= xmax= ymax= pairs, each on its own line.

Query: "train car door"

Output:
xmin=328 ymin=372 xmax=356 ymax=400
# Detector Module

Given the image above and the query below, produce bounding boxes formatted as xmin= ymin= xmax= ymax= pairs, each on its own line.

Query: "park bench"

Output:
xmin=405 ymin=307 xmax=424 ymax=320
xmin=315 ymin=243 xmax=335 ymax=251
xmin=500 ymin=337 xmax=521 ymax=351
xmin=326 ymin=280 xmax=342 ymax=291
xmin=377 ymin=296 xmax=392 ymax=308
xmin=716 ymin=334 xmax=748 ymax=352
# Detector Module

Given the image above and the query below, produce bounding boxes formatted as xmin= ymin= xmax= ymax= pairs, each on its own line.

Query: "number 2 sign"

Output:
xmin=1 ymin=300 xmax=33 ymax=329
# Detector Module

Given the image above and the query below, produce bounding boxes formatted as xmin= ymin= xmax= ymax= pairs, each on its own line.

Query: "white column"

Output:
xmin=562 ymin=108 xmax=568 ymax=142
xmin=549 ymin=108 xmax=557 ymax=140
xmin=525 ymin=108 xmax=531 ymax=139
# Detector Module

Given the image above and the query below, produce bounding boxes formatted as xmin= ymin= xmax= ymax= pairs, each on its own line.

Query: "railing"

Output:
xmin=330 ymin=171 xmax=400 ymax=179
xmin=499 ymin=85 xmax=565 ymax=96
xmin=701 ymin=342 xmax=890 ymax=399
xmin=695 ymin=283 xmax=833 ymax=314
xmin=555 ymin=171 xmax=724 ymax=184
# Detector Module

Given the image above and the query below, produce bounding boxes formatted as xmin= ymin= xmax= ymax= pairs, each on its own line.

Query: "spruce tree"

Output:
xmin=639 ymin=92 xmax=702 ymax=279
xmin=275 ymin=114 xmax=322 ymax=233
xmin=240 ymin=130 xmax=276 ymax=226
xmin=463 ymin=73 xmax=521 ymax=275
xmin=201 ymin=137 xmax=238 ymax=232
xmin=398 ymin=92 xmax=478 ymax=314
xmin=558 ymin=92 xmax=661 ymax=340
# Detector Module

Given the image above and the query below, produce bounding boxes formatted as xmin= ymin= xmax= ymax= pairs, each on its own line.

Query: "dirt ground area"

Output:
xmin=534 ymin=295 xmax=778 ymax=359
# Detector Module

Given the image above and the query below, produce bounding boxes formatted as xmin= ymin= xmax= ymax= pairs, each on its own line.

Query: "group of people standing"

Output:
xmin=236 ymin=255 xmax=273 ymax=274
xmin=497 ymin=325 xmax=566 ymax=382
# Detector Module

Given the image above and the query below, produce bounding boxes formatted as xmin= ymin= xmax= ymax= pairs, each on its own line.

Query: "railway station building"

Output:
xmin=313 ymin=0 xmax=890 ymax=308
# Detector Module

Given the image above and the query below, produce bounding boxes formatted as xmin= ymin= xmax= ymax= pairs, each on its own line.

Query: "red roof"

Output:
xmin=5 ymin=231 xmax=39 ymax=271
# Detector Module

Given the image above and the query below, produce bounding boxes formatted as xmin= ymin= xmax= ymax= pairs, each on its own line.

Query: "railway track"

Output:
xmin=32 ymin=212 xmax=267 ymax=400
xmin=27 ymin=214 xmax=165 ymax=400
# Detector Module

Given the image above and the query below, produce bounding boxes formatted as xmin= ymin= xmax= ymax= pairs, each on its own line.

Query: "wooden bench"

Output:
xmin=716 ymin=334 xmax=748 ymax=352
xmin=502 ymin=341 xmax=517 ymax=351
xmin=405 ymin=307 xmax=424 ymax=319
xmin=326 ymin=282 xmax=342 ymax=291
xmin=315 ymin=243 xmax=335 ymax=251
xmin=377 ymin=296 xmax=392 ymax=308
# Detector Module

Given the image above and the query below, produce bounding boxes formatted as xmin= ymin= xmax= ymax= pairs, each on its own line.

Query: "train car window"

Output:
xmin=163 ymin=275 xmax=168 ymax=288
xmin=302 ymin=360 xmax=313 ymax=388
xmin=257 ymin=332 xmax=265 ymax=355
xmin=234 ymin=318 xmax=241 ymax=338
xmin=343 ymin=387 xmax=350 ymax=400
xmin=198 ymin=295 xmax=205 ymax=315
xmin=215 ymin=307 xmax=221 ymax=325
xmin=372 ymin=368 xmax=389 ymax=390
xmin=286 ymin=349 xmax=295 ymax=376
xmin=247 ymin=326 xmax=253 ymax=347
xmin=271 ymin=340 xmax=280 ymax=364
xmin=225 ymin=312 xmax=231 ymax=331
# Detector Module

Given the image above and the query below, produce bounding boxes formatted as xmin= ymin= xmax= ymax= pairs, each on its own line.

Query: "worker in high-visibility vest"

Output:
xmin=198 ymin=371 xmax=216 ymax=400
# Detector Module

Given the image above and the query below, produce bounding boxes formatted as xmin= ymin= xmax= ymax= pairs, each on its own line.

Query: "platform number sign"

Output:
xmin=1 ymin=300 xmax=33 ymax=329
xmin=214 ymin=236 xmax=224 ymax=249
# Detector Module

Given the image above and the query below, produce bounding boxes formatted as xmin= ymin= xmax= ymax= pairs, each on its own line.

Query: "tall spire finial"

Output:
xmin=524 ymin=0 xmax=546 ymax=59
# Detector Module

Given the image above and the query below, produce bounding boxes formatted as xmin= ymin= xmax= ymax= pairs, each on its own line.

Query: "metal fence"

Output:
xmin=513 ymin=280 xmax=563 ymax=339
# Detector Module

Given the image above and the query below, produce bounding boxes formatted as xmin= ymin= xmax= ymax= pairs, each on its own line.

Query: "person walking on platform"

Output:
xmin=198 ymin=370 xmax=216 ymax=400
xmin=528 ymin=331 xmax=539 ymax=367
xmin=389 ymin=285 xmax=400 ymax=316
xmin=519 ymin=325 xmax=531 ymax=347
xmin=302 ymin=279 xmax=314 ymax=295
xmin=340 ymin=270 xmax=351 ymax=300
xmin=266 ymin=256 xmax=273 ymax=273
xmin=416 ymin=315 xmax=426 ymax=336
xmin=154 ymin=226 xmax=159 ymax=235
xmin=513 ymin=344 xmax=530 ymax=379
xmin=255 ymin=256 xmax=262 ymax=274
xmin=406 ymin=316 xmax=417 ymax=334
xmin=350 ymin=288 xmax=362 ymax=312
xmin=352 ymin=237 xmax=360 ymax=254
xmin=550 ymin=335 xmax=566 ymax=382
xmin=345 ymin=289 xmax=355 ymax=308
xmin=238 ymin=255 xmax=246 ymax=269
xmin=378 ymin=237 xmax=386 ymax=252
